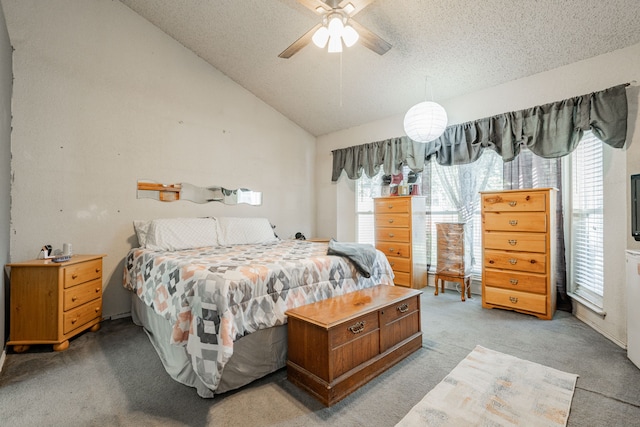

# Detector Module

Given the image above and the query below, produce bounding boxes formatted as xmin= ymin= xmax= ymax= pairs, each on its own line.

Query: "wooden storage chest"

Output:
xmin=286 ymin=285 xmax=422 ymax=406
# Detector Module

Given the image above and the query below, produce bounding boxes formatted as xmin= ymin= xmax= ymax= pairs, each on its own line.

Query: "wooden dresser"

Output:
xmin=7 ymin=254 xmax=105 ymax=352
xmin=435 ymin=222 xmax=471 ymax=301
xmin=374 ymin=196 xmax=427 ymax=288
xmin=286 ymin=285 xmax=422 ymax=406
xmin=480 ymin=188 xmax=557 ymax=320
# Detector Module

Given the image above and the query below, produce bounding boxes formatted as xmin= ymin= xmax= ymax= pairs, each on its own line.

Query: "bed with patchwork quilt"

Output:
xmin=123 ymin=217 xmax=395 ymax=397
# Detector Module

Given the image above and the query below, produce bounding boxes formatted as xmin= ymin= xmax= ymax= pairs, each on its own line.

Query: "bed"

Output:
xmin=123 ymin=217 xmax=395 ymax=397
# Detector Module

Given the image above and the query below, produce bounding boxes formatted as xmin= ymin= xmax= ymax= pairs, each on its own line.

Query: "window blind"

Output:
xmin=571 ymin=131 xmax=604 ymax=305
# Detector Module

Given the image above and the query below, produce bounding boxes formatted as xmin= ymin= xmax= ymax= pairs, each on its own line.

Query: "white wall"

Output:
xmin=317 ymin=43 xmax=640 ymax=347
xmin=0 ymin=2 xmax=12 ymax=352
xmin=2 ymin=0 xmax=316 ymax=320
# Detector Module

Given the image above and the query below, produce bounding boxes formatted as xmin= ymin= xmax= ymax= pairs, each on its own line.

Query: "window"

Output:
xmin=569 ymin=131 xmax=604 ymax=306
xmin=355 ymin=150 xmax=503 ymax=275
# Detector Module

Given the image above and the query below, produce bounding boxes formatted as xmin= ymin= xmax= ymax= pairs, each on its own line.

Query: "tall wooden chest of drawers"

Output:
xmin=435 ymin=222 xmax=472 ymax=301
xmin=286 ymin=285 xmax=422 ymax=406
xmin=480 ymin=188 xmax=557 ymax=320
xmin=7 ymin=254 xmax=105 ymax=352
xmin=374 ymin=196 xmax=427 ymax=288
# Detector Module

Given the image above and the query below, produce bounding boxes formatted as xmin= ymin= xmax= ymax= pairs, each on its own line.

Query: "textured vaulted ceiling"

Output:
xmin=119 ymin=0 xmax=640 ymax=137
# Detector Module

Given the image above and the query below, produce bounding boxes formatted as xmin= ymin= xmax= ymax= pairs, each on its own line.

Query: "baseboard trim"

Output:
xmin=573 ymin=310 xmax=626 ymax=349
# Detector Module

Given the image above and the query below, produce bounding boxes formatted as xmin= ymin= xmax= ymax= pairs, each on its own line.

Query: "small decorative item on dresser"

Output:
xmin=6 ymin=254 xmax=106 ymax=352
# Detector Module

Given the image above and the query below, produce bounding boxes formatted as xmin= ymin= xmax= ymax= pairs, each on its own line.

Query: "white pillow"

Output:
xmin=133 ymin=220 xmax=151 ymax=247
xmin=216 ymin=217 xmax=277 ymax=245
xmin=144 ymin=217 xmax=219 ymax=251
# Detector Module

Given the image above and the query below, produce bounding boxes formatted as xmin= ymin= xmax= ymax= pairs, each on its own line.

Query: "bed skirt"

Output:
xmin=130 ymin=293 xmax=288 ymax=398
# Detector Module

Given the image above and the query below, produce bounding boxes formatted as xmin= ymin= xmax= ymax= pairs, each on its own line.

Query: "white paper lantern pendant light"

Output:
xmin=403 ymin=77 xmax=448 ymax=143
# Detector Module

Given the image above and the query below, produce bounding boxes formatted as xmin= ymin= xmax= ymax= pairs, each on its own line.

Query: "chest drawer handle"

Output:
xmin=508 ymin=201 xmax=517 ymax=207
xmin=388 ymin=233 xmax=395 ymax=237
xmin=95 ymin=307 xmax=100 ymax=313
xmin=387 ymin=218 xmax=394 ymax=224
xmin=72 ymin=274 xmax=78 ymax=279
xmin=387 ymin=204 xmax=394 ymax=209
xmin=510 ymin=279 xmax=519 ymax=285
xmin=95 ymin=288 xmax=100 ymax=293
xmin=509 ymin=297 xmax=518 ymax=303
xmin=71 ymin=296 xmax=78 ymax=302
xmin=530 ymin=259 xmax=537 ymax=264
xmin=388 ymin=247 xmax=395 ymax=253
xmin=488 ymin=259 xmax=495 ymax=264
xmin=348 ymin=321 xmax=366 ymax=334
xmin=509 ymin=220 xmax=518 ymax=226
xmin=95 ymin=268 xmax=101 ymax=273
xmin=71 ymin=318 xmax=78 ymax=324
xmin=390 ymin=262 xmax=395 ymax=267
xmin=397 ymin=303 xmax=409 ymax=313
xmin=509 ymin=259 xmax=518 ymax=265
xmin=508 ymin=239 xmax=517 ymax=246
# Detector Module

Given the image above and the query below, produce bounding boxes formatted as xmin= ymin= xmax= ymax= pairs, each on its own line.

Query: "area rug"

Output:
xmin=396 ymin=345 xmax=578 ymax=426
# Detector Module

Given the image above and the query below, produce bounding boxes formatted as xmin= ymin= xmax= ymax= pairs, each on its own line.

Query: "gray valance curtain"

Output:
xmin=331 ymin=84 xmax=628 ymax=182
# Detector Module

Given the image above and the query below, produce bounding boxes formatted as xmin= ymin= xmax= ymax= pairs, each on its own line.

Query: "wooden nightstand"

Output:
xmin=6 ymin=254 xmax=105 ymax=352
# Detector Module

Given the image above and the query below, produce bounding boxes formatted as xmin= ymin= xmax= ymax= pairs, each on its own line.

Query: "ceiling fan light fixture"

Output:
xmin=342 ymin=24 xmax=359 ymax=47
xmin=343 ymin=3 xmax=355 ymax=14
xmin=312 ymin=26 xmax=330 ymax=48
xmin=328 ymin=35 xmax=343 ymax=53
xmin=403 ymin=101 xmax=448 ymax=143
xmin=327 ymin=14 xmax=344 ymax=38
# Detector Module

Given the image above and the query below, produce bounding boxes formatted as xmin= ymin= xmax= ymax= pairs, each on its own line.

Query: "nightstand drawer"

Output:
xmin=63 ymin=298 xmax=102 ymax=334
xmin=484 ymin=287 xmax=546 ymax=315
xmin=64 ymin=258 xmax=103 ymax=288
xmin=483 ymin=232 xmax=546 ymax=253
xmin=64 ymin=278 xmax=102 ymax=310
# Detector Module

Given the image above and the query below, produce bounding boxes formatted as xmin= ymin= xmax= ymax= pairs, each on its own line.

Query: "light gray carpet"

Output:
xmin=1 ymin=290 xmax=639 ymax=426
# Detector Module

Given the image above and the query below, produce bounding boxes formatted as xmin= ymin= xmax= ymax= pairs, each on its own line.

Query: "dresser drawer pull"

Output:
xmin=387 ymin=218 xmax=394 ymax=224
xmin=509 ymin=220 xmax=518 ymax=226
xmin=95 ymin=288 xmax=100 ymax=293
xmin=388 ymin=233 xmax=395 ymax=237
xmin=397 ymin=303 xmax=409 ymax=313
xmin=96 ymin=268 xmax=101 ymax=273
xmin=71 ymin=318 xmax=78 ymax=325
xmin=387 ymin=204 xmax=394 ymax=209
xmin=71 ymin=296 xmax=78 ymax=302
xmin=510 ymin=279 xmax=519 ymax=285
xmin=508 ymin=239 xmax=517 ymax=246
xmin=509 ymin=259 xmax=518 ymax=265
xmin=390 ymin=262 xmax=395 ymax=267
xmin=388 ymin=248 xmax=395 ymax=253
xmin=95 ymin=307 xmax=100 ymax=313
xmin=508 ymin=201 xmax=517 ymax=207
xmin=509 ymin=297 xmax=518 ymax=303
xmin=530 ymin=259 xmax=537 ymax=264
xmin=72 ymin=274 xmax=78 ymax=279
xmin=488 ymin=259 xmax=495 ymax=264
xmin=348 ymin=321 xmax=366 ymax=334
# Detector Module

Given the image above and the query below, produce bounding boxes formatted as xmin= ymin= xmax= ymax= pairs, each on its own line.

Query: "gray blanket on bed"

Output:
xmin=327 ymin=238 xmax=377 ymax=278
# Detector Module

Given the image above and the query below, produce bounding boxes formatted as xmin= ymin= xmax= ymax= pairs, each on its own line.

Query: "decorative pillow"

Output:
xmin=144 ymin=217 xmax=219 ymax=251
xmin=216 ymin=217 xmax=278 ymax=245
xmin=133 ymin=220 xmax=152 ymax=247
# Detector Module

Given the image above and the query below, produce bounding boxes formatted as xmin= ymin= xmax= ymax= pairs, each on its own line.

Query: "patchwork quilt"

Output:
xmin=123 ymin=239 xmax=395 ymax=393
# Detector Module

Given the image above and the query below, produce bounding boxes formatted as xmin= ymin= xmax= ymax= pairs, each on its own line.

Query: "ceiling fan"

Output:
xmin=278 ymin=0 xmax=392 ymax=58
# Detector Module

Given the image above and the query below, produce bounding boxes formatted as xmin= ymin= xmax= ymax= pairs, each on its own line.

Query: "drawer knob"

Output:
xmin=509 ymin=259 xmax=518 ymax=265
xmin=96 ymin=268 xmax=101 ymax=273
xmin=388 ymin=219 xmax=394 ymax=224
xmin=488 ymin=260 xmax=495 ymax=264
xmin=95 ymin=288 xmax=100 ymax=293
xmin=71 ymin=318 xmax=78 ymax=324
xmin=397 ymin=303 xmax=409 ymax=313
xmin=388 ymin=233 xmax=395 ymax=237
xmin=72 ymin=274 xmax=78 ymax=279
xmin=390 ymin=262 xmax=395 ymax=267
xmin=387 ymin=205 xmax=393 ymax=209
xmin=348 ymin=321 xmax=366 ymax=334
xmin=509 ymin=297 xmax=518 ymax=303
xmin=508 ymin=201 xmax=517 ymax=207
xmin=509 ymin=220 xmax=518 ymax=226
xmin=530 ymin=259 xmax=537 ymax=264
xmin=71 ymin=296 xmax=78 ymax=302
xmin=508 ymin=239 xmax=517 ymax=246
xmin=510 ymin=279 xmax=519 ymax=285
xmin=388 ymin=247 xmax=395 ymax=253
xmin=95 ymin=307 xmax=100 ymax=313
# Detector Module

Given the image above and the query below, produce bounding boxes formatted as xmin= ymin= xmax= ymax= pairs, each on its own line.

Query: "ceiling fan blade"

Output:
xmin=349 ymin=19 xmax=391 ymax=55
xmin=297 ymin=0 xmax=331 ymax=14
xmin=339 ymin=0 xmax=375 ymax=16
xmin=278 ymin=23 xmax=323 ymax=59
